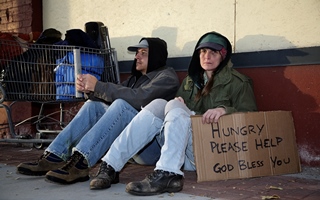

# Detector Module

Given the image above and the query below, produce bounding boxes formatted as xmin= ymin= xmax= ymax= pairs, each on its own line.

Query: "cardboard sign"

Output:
xmin=191 ymin=111 xmax=301 ymax=182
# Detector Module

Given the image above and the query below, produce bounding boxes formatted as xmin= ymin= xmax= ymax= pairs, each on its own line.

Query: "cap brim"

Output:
xmin=127 ymin=44 xmax=149 ymax=52
xmin=128 ymin=39 xmax=149 ymax=52
xmin=196 ymin=42 xmax=223 ymax=51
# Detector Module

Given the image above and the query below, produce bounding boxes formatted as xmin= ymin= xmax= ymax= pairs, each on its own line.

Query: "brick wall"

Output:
xmin=0 ymin=0 xmax=42 ymax=33
xmin=0 ymin=0 xmax=42 ymax=139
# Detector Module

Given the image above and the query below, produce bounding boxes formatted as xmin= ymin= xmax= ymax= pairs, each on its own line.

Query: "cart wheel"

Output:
xmin=0 ymin=85 xmax=5 ymax=104
xmin=33 ymin=132 xmax=44 ymax=149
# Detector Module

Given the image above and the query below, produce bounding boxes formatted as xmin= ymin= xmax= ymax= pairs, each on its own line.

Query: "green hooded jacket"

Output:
xmin=176 ymin=31 xmax=257 ymax=115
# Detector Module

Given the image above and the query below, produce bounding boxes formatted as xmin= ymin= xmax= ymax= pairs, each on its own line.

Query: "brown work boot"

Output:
xmin=126 ymin=170 xmax=184 ymax=196
xmin=45 ymin=151 xmax=89 ymax=184
xmin=90 ymin=161 xmax=119 ymax=190
xmin=17 ymin=152 xmax=66 ymax=176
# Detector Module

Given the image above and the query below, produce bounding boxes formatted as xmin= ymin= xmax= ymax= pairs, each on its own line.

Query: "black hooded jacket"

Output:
xmin=130 ymin=37 xmax=168 ymax=78
xmin=91 ymin=37 xmax=179 ymax=110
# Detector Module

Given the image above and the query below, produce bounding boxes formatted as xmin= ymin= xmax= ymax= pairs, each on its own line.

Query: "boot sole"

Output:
xmin=45 ymin=175 xmax=90 ymax=185
xmin=17 ymin=168 xmax=47 ymax=176
xmin=126 ymin=187 xmax=183 ymax=196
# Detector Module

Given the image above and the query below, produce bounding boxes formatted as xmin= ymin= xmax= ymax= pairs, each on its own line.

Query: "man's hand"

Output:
xmin=76 ymin=74 xmax=98 ymax=93
xmin=202 ymin=107 xmax=226 ymax=124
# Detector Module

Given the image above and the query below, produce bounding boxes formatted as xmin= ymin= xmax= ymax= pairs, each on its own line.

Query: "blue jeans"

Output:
xmin=102 ymin=99 xmax=196 ymax=175
xmin=46 ymin=99 xmax=156 ymax=167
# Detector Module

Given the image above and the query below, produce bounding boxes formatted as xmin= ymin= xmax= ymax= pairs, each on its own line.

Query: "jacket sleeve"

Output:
xmin=221 ymin=79 xmax=258 ymax=114
xmin=92 ymin=68 xmax=179 ymax=110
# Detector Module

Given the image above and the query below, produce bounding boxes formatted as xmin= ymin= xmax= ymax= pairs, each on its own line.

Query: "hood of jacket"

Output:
xmin=130 ymin=37 xmax=168 ymax=78
xmin=188 ymin=31 xmax=232 ymax=89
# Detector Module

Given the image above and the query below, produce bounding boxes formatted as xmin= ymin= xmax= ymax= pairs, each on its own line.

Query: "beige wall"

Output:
xmin=43 ymin=0 xmax=320 ymax=60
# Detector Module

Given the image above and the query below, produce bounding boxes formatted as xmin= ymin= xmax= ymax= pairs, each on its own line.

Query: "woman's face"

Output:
xmin=199 ymin=48 xmax=223 ymax=72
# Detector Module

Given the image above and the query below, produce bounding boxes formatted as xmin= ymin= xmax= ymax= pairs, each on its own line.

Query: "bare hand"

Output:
xmin=174 ymin=96 xmax=185 ymax=104
xmin=76 ymin=74 xmax=98 ymax=93
xmin=202 ymin=107 xmax=226 ymax=124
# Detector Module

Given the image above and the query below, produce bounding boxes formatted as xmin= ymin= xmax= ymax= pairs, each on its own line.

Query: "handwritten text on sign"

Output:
xmin=208 ymin=122 xmax=291 ymax=174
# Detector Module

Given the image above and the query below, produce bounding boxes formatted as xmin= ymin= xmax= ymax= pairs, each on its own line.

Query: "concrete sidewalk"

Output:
xmin=1 ymin=143 xmax=320 ymax=200
xmin=0 ymin=164 xmax=210 ymax=200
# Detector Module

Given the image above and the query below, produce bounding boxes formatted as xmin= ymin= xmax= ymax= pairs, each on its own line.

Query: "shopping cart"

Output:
xmin=0 ymin=36 xmax=120 ymax=148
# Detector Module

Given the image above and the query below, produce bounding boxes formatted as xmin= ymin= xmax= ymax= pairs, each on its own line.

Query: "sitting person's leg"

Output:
xmin=126 ymin=99 xmax=194 ymax=195
xmin=90 ymin=98 xmax=167 ymax=190
xmin=45 ymin=99 xmax=139 ymax=184
xmin=46 ymin=100 xmax=110 ymax=160
xmin=131 ymin=138 xmax=161 ymax=166
xmin=16 ymin=100 xmax=109 ymax=176
xmin=131 ymin=98 xmax=167 ymax=165
xmin=182 ymin=128 xmax=196 ymax=171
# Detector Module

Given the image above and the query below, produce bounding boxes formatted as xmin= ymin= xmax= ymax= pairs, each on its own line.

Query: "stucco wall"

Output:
xmin=43 ymin=0 xmax=320 ymax=60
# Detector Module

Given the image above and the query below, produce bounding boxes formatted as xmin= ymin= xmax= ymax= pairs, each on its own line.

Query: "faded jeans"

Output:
xmin=46 ymin=99 xmax=160 ymax=167
xmin=102 ymin=98 xmax=196 ymax=176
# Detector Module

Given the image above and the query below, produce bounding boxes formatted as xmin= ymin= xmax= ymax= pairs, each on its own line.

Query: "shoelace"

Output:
xmin=148 ymin=170 xmax=177 ymax=180
xmin=29 ymin=154 xmax=45 ymax=164
xmin=30 ymin=151 xmax=52 ymax=164
xmin=98 ymin=162 xmax=111 ymax=174
xmin=61 ymin=153 xmax=81 ymax=171
xmin=148 ymin=170 xmax=165 ymax=180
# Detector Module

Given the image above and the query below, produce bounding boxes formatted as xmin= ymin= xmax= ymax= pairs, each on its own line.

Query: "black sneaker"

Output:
xmin=17 ymin=152 xmax=65 ymax=176
xmin=89 ymin=161 xmax=119 ymax=190
xmin=125 ymin=170 xmax=184 ymax=196
xmin=45 ymin=151 xmax=89 ymax=184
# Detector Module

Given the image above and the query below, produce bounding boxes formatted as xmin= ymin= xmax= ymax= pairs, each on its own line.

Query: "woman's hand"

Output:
xmin=202 ymin=107 xmax=226 ymax=124
xmin=174 ymin=96 xmax=185 ymax=104
xmin=76 ymin=74 xmax=98 ymax=93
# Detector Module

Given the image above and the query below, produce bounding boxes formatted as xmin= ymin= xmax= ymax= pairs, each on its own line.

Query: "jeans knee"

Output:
xmin=166 ymin=107 xmax=190 ymax=122
xmin=82 ymin=100 xmax=106 ymax=113
xmin=111 ymin=99 xmax=127 ymax=107
xmin=108 ymin=99 xmax=138 ymax=118
xmin=109 ymin=99 xmax=131 ymax=112
xmin=143 ymin=99 xmax=167 ymax=119
xmin=83 ymin=100 xmax=96 ymax=108
xmin=165 ymin=99 xmax=191 ymax=116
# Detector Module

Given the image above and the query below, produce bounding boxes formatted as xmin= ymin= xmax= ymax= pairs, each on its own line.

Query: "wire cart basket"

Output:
xmin=0 ymin=37 xmax=120 ymax=148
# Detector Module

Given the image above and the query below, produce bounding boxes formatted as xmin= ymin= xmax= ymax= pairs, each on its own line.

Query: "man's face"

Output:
xmin=135 ymin=48 xmax=149 ymax=75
